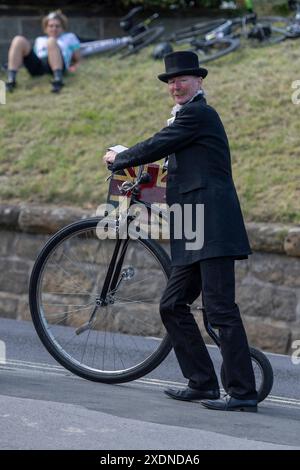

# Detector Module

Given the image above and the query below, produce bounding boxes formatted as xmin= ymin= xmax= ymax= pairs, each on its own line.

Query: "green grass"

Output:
xmin=0 ymin=39 xmax=299 ymax=223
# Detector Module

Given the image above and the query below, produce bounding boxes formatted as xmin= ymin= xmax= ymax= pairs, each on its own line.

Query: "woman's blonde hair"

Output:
xmin=42 ymin=10 xmax=68 ymax=32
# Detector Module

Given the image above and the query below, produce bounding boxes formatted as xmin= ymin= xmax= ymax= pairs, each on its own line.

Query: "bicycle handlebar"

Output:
xmin=106 ymin=163 xmax=152 ymax=192
xmin=120 ymin=6 xmax=143 ymax=23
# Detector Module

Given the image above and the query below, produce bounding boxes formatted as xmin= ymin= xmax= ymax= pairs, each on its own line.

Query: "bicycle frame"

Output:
xmin=285 ymin=1 xmax=300 ymax=37
xmin=106 ymin=165 xmax=220 ymax=347
xmin=99 ymin=165 xmax=156 ymax=301
xmin=80 ymin=37 xmax=131 ymax=56
xmin=80 ymin=8 xmax=160 ymax=57
xmin=204 ymin=12 xmax=257 ymax=41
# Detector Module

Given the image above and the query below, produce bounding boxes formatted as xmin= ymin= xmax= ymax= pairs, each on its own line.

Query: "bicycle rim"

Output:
xmin=190 ymin=38 xmax=240 ymax=64
xmin=29 ymin=218 xmax=172 ymax=383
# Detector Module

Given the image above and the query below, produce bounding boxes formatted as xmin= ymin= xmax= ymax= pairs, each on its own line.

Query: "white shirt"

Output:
xmin=34 ymin=33 xmax=80 ymax=68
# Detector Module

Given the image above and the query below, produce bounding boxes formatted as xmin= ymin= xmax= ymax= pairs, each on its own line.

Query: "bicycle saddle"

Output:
xmin=120 ymin=6 xmax=143 ymax=31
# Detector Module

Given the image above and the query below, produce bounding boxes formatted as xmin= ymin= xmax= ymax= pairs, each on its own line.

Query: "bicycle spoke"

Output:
xmin=48 ymin=258 xmax=94 ymax=296
xmin=42 ymin=303 xmax=96 ymax=315
xmin=42 ymin=300 xmax=95 ymax=307
xmin=43 ymin=291 xmax=99 ymax=297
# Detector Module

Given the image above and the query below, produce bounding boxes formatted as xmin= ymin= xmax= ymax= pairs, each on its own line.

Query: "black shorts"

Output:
xmin=23 ymin=50 xmax=65 ymax=76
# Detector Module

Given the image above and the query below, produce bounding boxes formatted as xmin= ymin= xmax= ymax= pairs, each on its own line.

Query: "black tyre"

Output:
xmin=220 ymin=347 xmax=274 ymax=403
xmin=29 ymin=217 xmax=172 ymax=383
xmin=189 ymin=37 xmax=240 ymax=64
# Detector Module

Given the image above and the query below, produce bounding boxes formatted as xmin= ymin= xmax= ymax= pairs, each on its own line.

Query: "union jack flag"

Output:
xmin=107 ymin=163 xmax=167 ymax=206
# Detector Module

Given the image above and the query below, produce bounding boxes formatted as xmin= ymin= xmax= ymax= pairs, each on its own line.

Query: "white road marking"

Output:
xmin=0 ymin=340 xmax=6 ymax=364
xmin=2 ymin=358 xmax=300 ymax=410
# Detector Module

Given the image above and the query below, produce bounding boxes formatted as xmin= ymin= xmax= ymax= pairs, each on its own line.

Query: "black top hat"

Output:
xmin=158 ymin=51 xmax=208 ymax=83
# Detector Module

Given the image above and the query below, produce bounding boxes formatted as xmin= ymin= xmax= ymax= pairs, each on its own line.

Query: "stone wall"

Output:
xmin=0 ymin=202 xmax=299 ymax=354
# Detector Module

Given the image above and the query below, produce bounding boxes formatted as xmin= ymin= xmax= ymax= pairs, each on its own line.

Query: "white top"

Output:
xmin=34 ymin=33 xmax=81 ymax=68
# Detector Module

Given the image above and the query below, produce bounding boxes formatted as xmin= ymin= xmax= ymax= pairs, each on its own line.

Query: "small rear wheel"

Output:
xmin=220 ymin=347 xmax=274 ymax=403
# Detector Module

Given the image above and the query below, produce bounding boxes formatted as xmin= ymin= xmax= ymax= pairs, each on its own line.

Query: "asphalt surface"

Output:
xmin=0 ymin=317 xmax=300 ymax=450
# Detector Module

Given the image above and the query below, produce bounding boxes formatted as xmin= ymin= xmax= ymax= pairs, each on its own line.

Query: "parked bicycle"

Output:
xmin=163 ymin=1 xmax=289 ymax=64
xmin=29 ymin=164 xmax=273 ymax=403
xmin=284 ymin=0 xmax=300 ymax=38
xmin=80 ymin=6 xmax=164 ymax=59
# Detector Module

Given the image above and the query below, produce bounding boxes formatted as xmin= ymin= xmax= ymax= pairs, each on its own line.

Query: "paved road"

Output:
xmin=0 ymin=317 xmax=300 ymax=450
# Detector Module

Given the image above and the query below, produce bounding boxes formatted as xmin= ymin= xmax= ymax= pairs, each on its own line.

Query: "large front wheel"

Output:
xmin=29 ymin=218 xmax=172 ymax=383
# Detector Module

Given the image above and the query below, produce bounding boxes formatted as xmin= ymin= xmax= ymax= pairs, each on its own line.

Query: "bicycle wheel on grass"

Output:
xmin=188 ymin=37 xmax=240 ymax=64
xmin=220 ymin=346 xmax=274 ymax=403
xmin=29 ymin=217 xmax=172 ymax=383
xmin=165 ymin=19 xmax=228 ymax=42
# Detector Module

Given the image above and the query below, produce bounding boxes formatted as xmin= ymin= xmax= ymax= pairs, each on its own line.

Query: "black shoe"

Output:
xmin=201 ymin=394 xmax=258 ymax=412
xmin=6 ymin=81 xmax=16 ymax=92
xmin=51 ymin=79 xmax=64 ymax=93
xmin=164 ymin=387 xmax=220 ymax=402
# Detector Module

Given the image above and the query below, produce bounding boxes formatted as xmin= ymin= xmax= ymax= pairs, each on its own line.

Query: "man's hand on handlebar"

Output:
xmin=103 ymin=150 xmax=117 ymax=167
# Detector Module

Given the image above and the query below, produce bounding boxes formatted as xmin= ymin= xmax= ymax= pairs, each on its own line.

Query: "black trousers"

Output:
xmin=24 ymin=50 xmax=66 ymax=76
xmin=160 ymin=257 xmax=257 ymax=400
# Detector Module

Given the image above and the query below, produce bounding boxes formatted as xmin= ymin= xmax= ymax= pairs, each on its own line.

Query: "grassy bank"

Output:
xmin=0 ymin=39 xmax=299 ymax=223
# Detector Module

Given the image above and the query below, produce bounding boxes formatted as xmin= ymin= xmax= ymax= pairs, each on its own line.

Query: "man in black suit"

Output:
xmin=103 ymin=51 xmax=258 ymax=412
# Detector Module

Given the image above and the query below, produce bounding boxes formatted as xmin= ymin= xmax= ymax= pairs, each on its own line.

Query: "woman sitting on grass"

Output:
xmin=6 ymin=10 xmax=81 ymax=94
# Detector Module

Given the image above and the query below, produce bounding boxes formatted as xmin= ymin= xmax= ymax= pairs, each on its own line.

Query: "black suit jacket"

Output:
xmin=111 ymin=94 xmax=251 ymax=266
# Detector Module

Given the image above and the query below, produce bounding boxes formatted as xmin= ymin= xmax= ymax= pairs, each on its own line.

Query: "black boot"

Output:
xmin=51 ymin=68 xmax=64 ymax=93
xmin=6 ymin=69 xmax=17 ymax=92
xmin=6 ymin=80 xmax=16 ymax=92
xmin=51 ymin=79 xmax=64 ymax=93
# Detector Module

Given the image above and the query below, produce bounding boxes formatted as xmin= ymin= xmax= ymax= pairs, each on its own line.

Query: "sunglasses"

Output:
xmin=47 ymin=12 xmax=60 ymax=20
